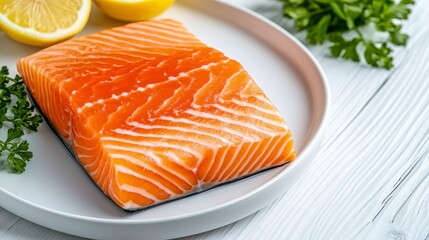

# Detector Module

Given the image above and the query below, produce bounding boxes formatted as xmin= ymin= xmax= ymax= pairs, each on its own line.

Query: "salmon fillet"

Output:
xmin=17 ymin=19 xmax=296 ymax=211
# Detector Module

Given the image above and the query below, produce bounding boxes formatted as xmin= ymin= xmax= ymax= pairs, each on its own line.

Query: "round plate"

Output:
xmin=0 ymin=1 xmax=330 ymax=239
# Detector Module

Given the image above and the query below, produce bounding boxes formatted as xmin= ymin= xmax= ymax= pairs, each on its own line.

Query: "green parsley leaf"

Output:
xmin=278 ymin=0 xmax=415 ymax=69
xmin=307 ymin=14 xmax=332 ymax=44
xmin=7 ymin=140 xmax=32 ymax=174
xmin=0 ymin=66 xmax=42 ymax=173
xmin=329 ymin=34 xmax=361 ymax=62
xmin=11 ymin=97 xmax=43 ymax=131
xmin=389 ymin=25 xmax=409 ymax=46
xmin=284 ymin=6 xmax=309 ymax=20
xmin=364 ymin=42 xmax=393 ymax=69
xmin=6 ymin=127 xmax=25 ymax=143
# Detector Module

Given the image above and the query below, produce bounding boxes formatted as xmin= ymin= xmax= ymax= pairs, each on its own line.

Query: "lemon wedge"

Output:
xmin=0 ymin=0 xmax=91 ymax=47
xmin=93 ymin=0 xmax=175 ymax=22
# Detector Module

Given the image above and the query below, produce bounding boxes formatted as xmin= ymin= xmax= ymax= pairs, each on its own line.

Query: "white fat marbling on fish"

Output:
xmin=216 ymin=142 xmax=244 ymax=181
xmin=154 ymin=87 xmax=183 ymax=115
xmin=230 ymin=140 xmax=263 ymax=180
xmin=113 ymin=128 xmax=216 ymax=149
xmin=76 ymin=154 xmax=95 ymax=159
xmin=121 ymin=201 xmax=140 ymax=210
xmin=165 ymin=152 xmax=194 ymax=171
xmin=205 ymin=145 xmax=230 ymax=183
xmin=231 ymin=98 xmax=279 ymax=116
xmin=115 ymin=165 xmax=176 ymax=195
xmin=212 ymin=103 xmax=286 ymax=128
xmin=245 ymin=137 xmax=277 ymax=173
xmin=104 ymin=144 xmax=162 ymax=164
xmin=167 ymin=61 xmax=226 ymax=81
xmin=222 ymin=141 xmax=254 ymax=180
xmin=109 ymin=153 xmax=191 ymax=190
xmin=118 ymin=184 xmax=160 ymax=202
xmin=101 ymin=30 xmax=201 ymax=49
xmin=253 ymin=94 xmax=272 ymax=104
xmin=158 ymin=115 xmax=252 ymax=141
xmin=190 ymin=69 xmax=243 ymax=109
xmin=184 ymin=109 xmax=276 ymax=138
xmin=77 ymin=85 xmax=145 ymax=113
xmin=250 ymin=137 xmax=284 ymax=172
xmin=128 ymin=121 xmax=234 ymax=145
xmin=102 ymin=136 xmax=202 ymax=160
xmin=146 ymin=83 xmax=156 ymax=89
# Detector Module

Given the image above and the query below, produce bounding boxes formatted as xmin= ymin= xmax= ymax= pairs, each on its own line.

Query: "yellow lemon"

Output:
xmin=0 ymin=0 xmax=91 ymax=47
xmin=93 ymin=0 xmax=175 ymax=22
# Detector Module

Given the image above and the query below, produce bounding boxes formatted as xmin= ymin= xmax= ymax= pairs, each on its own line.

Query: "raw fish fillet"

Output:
xmin=17 ymin=19 xmax=296 ymax=210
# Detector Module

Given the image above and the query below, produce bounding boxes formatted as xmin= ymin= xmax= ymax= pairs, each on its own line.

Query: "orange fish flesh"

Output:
xmin=17 ymin=19 xmax=296 ymax=211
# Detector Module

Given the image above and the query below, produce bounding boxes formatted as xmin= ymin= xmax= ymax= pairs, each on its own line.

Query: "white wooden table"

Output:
xmin=2 ymin=0 xmax=429 ymax=239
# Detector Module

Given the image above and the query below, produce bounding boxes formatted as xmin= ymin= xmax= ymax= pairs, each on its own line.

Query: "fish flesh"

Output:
xmin=17 ymin=19 xmax=296 ymax=211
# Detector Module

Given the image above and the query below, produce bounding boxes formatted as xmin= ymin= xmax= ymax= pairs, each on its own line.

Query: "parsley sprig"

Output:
xmin=0 ymin=66 xmax=42 ymax=173
xmin=279 ymin=0 xmax=415 ymax=69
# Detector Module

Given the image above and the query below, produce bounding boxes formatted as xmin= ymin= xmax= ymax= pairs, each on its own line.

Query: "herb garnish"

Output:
xmin=0 ymin=66 xmax=42 ymax=173
xmin=279 ymin=0 xmax=415 ymax=69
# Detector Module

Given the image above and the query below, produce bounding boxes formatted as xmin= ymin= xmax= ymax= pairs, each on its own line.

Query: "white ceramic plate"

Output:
xmin=0 ymin=1 xmax=329 ymax=239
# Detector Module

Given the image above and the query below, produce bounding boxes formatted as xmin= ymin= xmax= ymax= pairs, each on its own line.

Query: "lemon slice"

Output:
xmin=93 ymin=0 xmax=175 ymax=22
xmin=0 ymin=0 xmax=91 ymax=47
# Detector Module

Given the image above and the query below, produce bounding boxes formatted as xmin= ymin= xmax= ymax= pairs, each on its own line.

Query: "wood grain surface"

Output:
xmin=1 ymin=0 xmax=429 ymax=239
